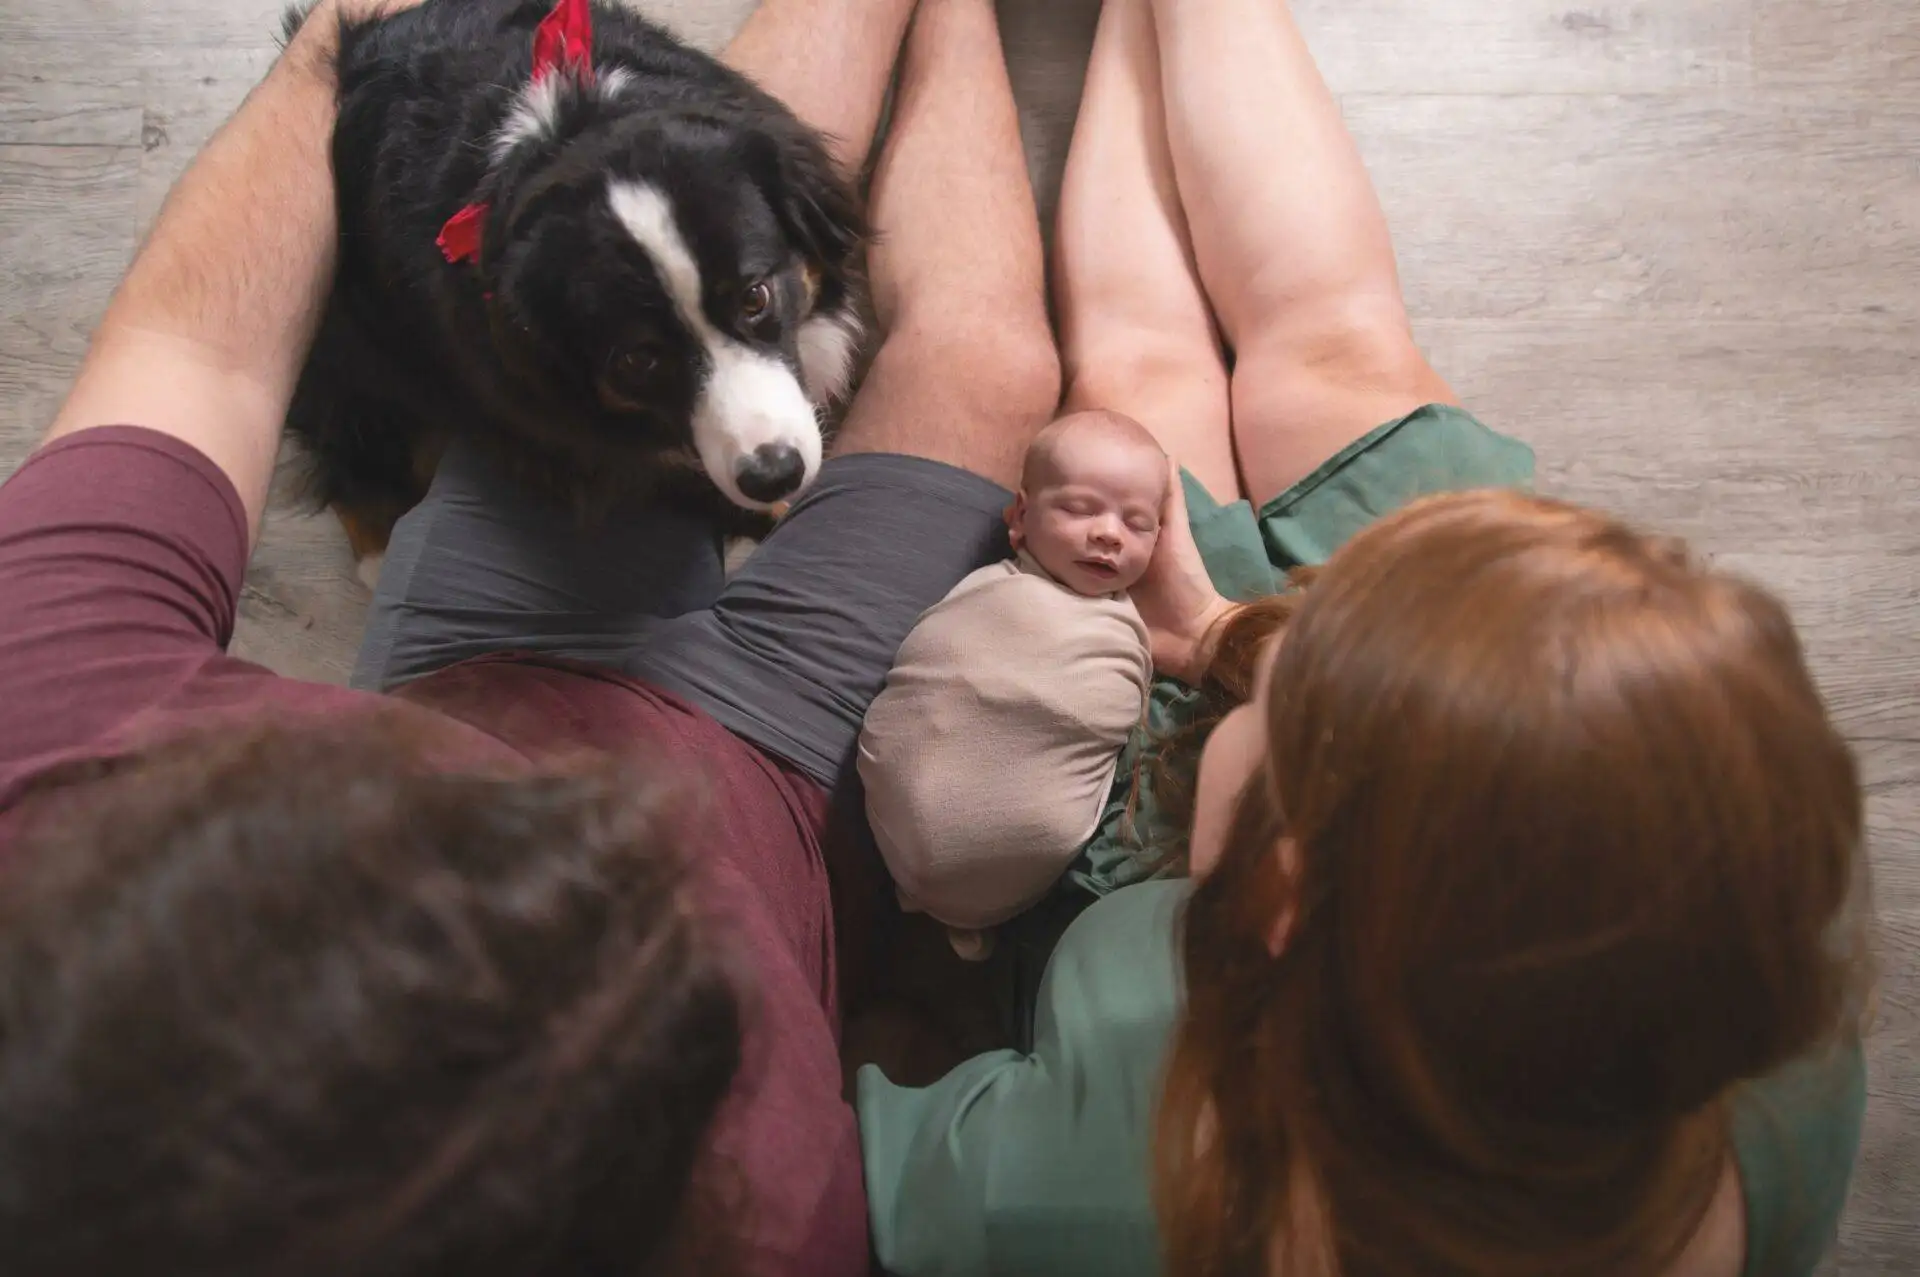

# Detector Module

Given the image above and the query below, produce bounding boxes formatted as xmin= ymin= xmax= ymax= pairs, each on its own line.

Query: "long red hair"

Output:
xmin=1156 ymin=490 xmax=1866 ymax=1276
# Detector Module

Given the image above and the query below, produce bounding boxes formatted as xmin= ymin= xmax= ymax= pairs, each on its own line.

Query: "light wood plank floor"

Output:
xmin=3 ymin=0 xmax=1916 ymax=1268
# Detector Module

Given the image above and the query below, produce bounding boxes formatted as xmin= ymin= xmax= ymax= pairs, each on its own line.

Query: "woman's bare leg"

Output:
xmin=1054 ymin=0 xmax=1237 ymax=501
xmin=1150 ymin=0 xmax=1457 ymax=505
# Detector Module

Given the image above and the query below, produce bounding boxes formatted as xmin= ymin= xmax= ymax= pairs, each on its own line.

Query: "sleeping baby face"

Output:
xmin=1011 ymin=411 xmax=1169 ymax=597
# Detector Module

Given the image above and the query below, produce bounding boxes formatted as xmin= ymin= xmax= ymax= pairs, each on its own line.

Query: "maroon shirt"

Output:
xmin=0 ymin=427 xmax=869 ymax=1277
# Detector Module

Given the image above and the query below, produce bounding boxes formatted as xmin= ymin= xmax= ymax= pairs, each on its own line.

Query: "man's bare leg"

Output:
xmin=830 ymin=0 xmax=1060 ymax=487
xmin=1150 ymin=0 xmax=1457 ymax=504
xmin=722 ymin=0 xmax=916 ymax=174
xmin=1053 ymin=0 xmax=1236 ymax=501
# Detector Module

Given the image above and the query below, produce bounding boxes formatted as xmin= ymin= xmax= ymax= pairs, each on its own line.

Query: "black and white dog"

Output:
xmin=284 ymin=0 xmax=866 ymax=564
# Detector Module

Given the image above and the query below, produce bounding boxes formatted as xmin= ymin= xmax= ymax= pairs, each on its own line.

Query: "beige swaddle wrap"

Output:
xmin=857 ymin=551 xmax=1151 ymax=929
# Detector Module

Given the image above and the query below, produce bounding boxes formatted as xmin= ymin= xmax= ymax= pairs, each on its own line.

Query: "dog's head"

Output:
xmin=461 ymin=69 xmax=865 ymax=510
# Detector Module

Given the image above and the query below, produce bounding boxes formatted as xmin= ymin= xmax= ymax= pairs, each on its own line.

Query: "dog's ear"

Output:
xmin=746 ymin=131 xmax=867 ymax=272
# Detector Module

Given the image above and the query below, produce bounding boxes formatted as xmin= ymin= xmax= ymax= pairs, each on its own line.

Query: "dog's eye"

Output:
xmin=740 ymin=280 xmax=773 ymax=322
xmin=599 ymin=344 xmax=666 ymax=411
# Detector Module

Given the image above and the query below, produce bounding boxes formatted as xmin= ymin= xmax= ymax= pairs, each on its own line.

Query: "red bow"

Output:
xmin=531 ymin=0 xmax=594 ymax=86
xmin=438 ymin=0 xmax=595 ymax=265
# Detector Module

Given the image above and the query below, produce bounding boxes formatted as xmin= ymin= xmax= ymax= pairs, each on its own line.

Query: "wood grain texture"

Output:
xmin=1856 ymin=739 xmax=1920 ymax=1261
xmin=229 ymin=457 xmax=371 ymax=686
xmin=1356 ymin=91 xmax=1920 ymax=323
xmin=0 ymin=144 xmax=138 ymax=447
xmin=637 ymin=0 xmax=755 ymax=53
xmin=0 ymin=0 xmax=1915 ymax=1269
xmin=1754 ymin=0 xmax=1920 ymax=87
xmin=0 ymin=0 xmax=283 ymax=50
xmin=1298 ymin=0 xmax=1754 ymax=92
xmin=1709 ymin=551 xmax=1920 ymax=741
xmin=1848 ymin=742 xmax=1920 ymax=1275
xmin=0 ymin=54 xmax=144 ymax=147
xmin=1423 ymin=320 xmax=1920 ymax=549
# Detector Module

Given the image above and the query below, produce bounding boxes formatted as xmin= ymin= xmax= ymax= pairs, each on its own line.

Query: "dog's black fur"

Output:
xmin=284 ymin=0 xmax=866 ymax=553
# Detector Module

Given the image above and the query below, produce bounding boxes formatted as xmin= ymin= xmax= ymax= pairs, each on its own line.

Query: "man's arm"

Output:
xmin=42 ymin=4 xmax=366 ymax=542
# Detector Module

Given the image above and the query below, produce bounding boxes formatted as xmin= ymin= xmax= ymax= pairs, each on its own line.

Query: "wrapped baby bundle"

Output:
xmin=858 ymin=552 xmax=1151 ymax=928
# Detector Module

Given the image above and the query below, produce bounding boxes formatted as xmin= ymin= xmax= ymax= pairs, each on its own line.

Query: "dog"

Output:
xmin=283 ymin=0 xmax=867 ymax=568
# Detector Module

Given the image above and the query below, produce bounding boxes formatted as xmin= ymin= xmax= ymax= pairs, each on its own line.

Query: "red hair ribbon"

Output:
xmin=436 ymin=201 xmax=487 ymax=265
xmin=437 ymin=0 xmax=596 ymax=265
xmin=531 ymin=0 xmax=594 ymax=86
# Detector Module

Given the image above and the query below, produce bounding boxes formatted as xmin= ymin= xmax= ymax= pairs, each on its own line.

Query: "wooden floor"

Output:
xmin=3 ymin=0 xmax=1916 ymax=1267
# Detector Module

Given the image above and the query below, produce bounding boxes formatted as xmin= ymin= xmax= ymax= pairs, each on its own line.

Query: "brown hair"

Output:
xmin=0 ymin=717 xmax=744 ymax=1277
xmin=1156 ymin=490 xmax=1866 ymax=1277
xmin=1125 ymin=588 xmax=1310 ymax=871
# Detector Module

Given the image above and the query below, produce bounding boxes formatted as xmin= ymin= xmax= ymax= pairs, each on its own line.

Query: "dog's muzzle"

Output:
xmin=693 ymin=344 xmax=824 ymax=512
xmin=734 ymin=443 xmax=808 ymax=504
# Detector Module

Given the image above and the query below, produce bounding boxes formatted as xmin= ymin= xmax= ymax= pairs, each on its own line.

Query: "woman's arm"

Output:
xmin=41 ymin=1 xmax=405 ymax=542
xmin=855 ymin=882 xmax=1186 ymax=1277
xmin=1133 ymin=461 xmax=1236 ymax=683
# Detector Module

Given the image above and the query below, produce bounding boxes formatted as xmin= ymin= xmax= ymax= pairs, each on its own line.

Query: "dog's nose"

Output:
xmin=735 ymin=443 xmax=807 ymax=504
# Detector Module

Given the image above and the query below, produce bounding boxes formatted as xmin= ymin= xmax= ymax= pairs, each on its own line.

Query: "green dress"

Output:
xmin=859 ymin=883 xmax=1866 ymax=1277
xmin=857 ymin=406 xmax=1866 ymax=1276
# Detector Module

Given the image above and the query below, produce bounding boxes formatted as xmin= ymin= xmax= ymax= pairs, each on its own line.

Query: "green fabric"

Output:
xmin=859 ymin=404 xmax=1862 ymax=1273
xmin=859 ymin=882 xmax=1184 ymax=1277
xmin=1074 ymin=403 xmax=1536 ymax=897
xmin=858 ymin=885 xmax=1866 ymax=1277
xmin=987 ymin=405 xmax=1534 ymax=1050
xmin=1732 ymin=1042 xmax=1868 ymax=1277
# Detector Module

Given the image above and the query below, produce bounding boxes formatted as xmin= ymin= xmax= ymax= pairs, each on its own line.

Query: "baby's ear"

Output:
xmin=1004 ymin=493 xmax=1026 ymax=551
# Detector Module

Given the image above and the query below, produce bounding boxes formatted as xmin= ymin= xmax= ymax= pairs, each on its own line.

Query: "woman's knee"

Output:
xmin=1234 ymin=294 xmax=1448 ymax=405
xmin=1228 ymin=299 xmax=1458 ymax=500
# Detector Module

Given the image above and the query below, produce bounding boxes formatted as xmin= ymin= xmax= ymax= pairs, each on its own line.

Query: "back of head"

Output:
xmin=0 ymin=720 xmax=742 ymax=1277
xmin=1021 ymin=410 xmax=1167 ymax=495
xmin=1159 ymin=490 xmax=1865 ymax=1277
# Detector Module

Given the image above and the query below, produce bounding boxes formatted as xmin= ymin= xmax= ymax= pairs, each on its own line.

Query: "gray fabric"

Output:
xmin=622 ymin=455 xmax=1014 ymax=784
xmin=355 ymin=443 xmax=1012 ymax=787
xmin=352 ymin=441 xmax=730 ymax=688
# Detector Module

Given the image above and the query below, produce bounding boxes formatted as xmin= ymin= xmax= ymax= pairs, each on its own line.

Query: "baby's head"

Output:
xmin=1009 ymin=411 xmax=1169 ymax=596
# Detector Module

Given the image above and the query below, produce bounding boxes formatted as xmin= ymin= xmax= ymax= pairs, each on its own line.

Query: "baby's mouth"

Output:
xmin=1077 ymin=559 xmax=1119 ymax=580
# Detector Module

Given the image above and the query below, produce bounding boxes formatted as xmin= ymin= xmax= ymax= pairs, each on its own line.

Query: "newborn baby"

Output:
xmin=858 ymin=411 xmax=1166 ymax=955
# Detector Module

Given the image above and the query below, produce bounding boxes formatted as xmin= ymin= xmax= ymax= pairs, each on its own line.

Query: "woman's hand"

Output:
xmin=1133 ymin=461 xmax=1235 ymax=685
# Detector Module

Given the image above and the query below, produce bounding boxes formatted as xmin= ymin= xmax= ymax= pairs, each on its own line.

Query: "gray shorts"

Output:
xmin=354 ymin=442 xmax=1013 ymax=786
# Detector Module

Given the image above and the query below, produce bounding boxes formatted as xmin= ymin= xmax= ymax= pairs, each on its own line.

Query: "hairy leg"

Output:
xmin=830 ymin=0 xmax=1061 ymax=486
xmin=1053 ymin=0 xmax=1236 ymax=501
xmin=1151 ymin=0 xmax=1457 ymax=505
xmin=721 ymin=0 xmax=917 ymax=174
